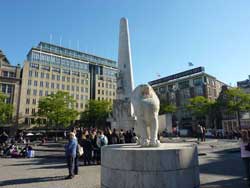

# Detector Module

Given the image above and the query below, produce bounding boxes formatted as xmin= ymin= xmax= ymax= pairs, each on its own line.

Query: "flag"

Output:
xmin=188 ymin=62 xmax=194 ymax=66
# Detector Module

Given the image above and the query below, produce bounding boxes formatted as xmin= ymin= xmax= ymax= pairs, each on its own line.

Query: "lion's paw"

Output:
xmin=149 ymin=139 xmax=160 ymax=147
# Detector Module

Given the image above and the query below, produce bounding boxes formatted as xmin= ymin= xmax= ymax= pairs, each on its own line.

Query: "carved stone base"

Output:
xmin=101 ymin=143 xmax=200 ymax=188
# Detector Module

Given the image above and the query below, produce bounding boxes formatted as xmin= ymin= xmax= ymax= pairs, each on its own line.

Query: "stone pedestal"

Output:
xmin=101 ymin=143 xmax=200 ymax=188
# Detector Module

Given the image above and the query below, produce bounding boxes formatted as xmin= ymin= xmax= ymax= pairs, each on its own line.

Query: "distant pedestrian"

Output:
xmin=119 ymin=129 xmax=125 ymax=144
xmin=240 ymin=129 xmax=250 ymax=187
xmin=202 ymin=126 xmax=206 ymax=142
xmin=65 ymin=132 xmax=78 ymax=179
xmin=197 ymin=124 xmax=203 ymax=142
xmin=96 ymin=130 xmax=108 ymax=164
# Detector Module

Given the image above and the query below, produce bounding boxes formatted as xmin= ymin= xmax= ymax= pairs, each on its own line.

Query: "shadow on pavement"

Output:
xmin=199 ymin=148 xmax=247 ymax=188
xmin=201 ymin=177 xmax=248 ymax=188
xmin=0 ymin=176 xmax=66 ymax=186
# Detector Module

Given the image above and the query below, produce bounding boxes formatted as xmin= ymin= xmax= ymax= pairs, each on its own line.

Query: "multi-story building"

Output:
xmin=19 ymin=42 xmax=118 ymax=126
xmin=237 ymin=76 xmax=250 ymax=128
xmin=237 ymin=76 xmax=250 ymax=94
xmin=149 ymin=67 xmax=226 ymax=130
xmin=0 ymin=50 xmax=21 ymax=126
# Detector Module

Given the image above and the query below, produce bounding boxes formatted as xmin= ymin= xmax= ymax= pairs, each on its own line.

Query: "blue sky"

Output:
xmin=1 ymin=0 xmax=250 ymax=86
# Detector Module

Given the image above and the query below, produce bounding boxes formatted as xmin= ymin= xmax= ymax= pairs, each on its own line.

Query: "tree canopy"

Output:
xmin=37 ymin=91 xmax=79 ymax=128
xmin=80 ymin=100 xmax=112 ymax=128
xmin=159 ymin=103 xmax=177 ymax=115
xmin=187 ymin=96 xmax=213 ymax=121
xmin=219 ymin=88 xmax=250 ymax=128
xmin=0 ymin=92 xmax=13 ymax=125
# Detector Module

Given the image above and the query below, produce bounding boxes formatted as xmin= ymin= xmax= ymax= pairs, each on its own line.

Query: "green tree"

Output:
xmin=80 ymin=100 xmax=112 ymax=129
xmin=37 ymin=91 xmax=79 ymax=129
xmin=187 ymin=96 xmax=213 ymax=123
xmin=221 ymin=88 xmax=250 ymax=129
xmin=159 ymin=103 xmax=177 ymax=115
xmin=0 ymin=92 xmax=13 ymax=124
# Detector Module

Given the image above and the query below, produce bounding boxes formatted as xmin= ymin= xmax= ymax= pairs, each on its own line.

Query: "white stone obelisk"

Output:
xmin=117 ymin=17 xmax=134 ymax=101
xmin=109 ymin=17 xmax=135 ymax=130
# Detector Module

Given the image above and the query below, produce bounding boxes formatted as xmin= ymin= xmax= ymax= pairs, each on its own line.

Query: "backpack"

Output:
xmin=100 ymin=137 xmax=106 ymax=147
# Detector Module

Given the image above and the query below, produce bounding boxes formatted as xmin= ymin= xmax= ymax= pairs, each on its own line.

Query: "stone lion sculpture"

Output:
xmin=131 ymin=84 xmax=160 ymax=147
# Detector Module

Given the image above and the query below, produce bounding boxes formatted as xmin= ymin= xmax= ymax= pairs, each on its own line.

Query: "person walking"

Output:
xmin=240 ymin=130 xmax=250 ymax=187
xmin=197 ymin=124 xmax=203 ymax=142
xmin=65 ymin=132 xmax=78 ymax=179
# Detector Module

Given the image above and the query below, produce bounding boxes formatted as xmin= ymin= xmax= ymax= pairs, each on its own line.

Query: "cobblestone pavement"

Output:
xmin=0 ymin=139 xmax=248 ymax=188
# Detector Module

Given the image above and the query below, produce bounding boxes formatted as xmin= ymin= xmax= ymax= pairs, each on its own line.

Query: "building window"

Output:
xmin=76 ymin=78 xmax=79 ymax=83
xmin=67 ymin=85 xmax=70 ymax=91
xmin=27 ymin=89 xmax=31 ymax=95
xmin=179 ymin=80 xmax=189 ymax=89
xmin=81 ymin=79 xmax=84 ymax=84
xmin=26 ymin=98 xmax=30 ymax=104
xmin=40 ymin=72 xmax=44 ymax=78
xmin=85 ymin=88 xmax=88 ymax=93
xmin=34 ymin=81 xmax=38 ymax=86
xmin=32 ymin=108 xmax=36 ymax=115
xmin=76 ymin=86 xmax=79 ymax=92
xmin=81 ymin=95 xmax=83 ymax=100
xmin=159 ymin=87 xmax=166 ymax=94
xmin=3 ymin=71 xmax=8 ymax=77
xmin=1 ymin=84 xmax=6 ymax=93
xmin=33 ymin=89 xmax=37 ymax=96
xmin=72 ymin=78 xmax=75 ymax=83
xmin=35 ymin=71 xmax=39 ymax=77
xmin=52 ymin=75 xmax=55 ymax=80
xmin=6 ymin=85 xmax=12 ymax=94
xmin=76 ymin=94 xmax=79 ymax=100
xmin=57 ymin=75 xmax=60 ymax=81
xmin=39 ymin=90 xmax=43 ymax=96
xmin=81 ymin=87 xmax=84 ymax=92
xmin=72 ymin=86 xmax=75 ymax=91
xmin=45 ymin=91 xmax=49 ymax=96
xmin=40 ymin=81 xmax=43 ymax=87
xmin=62 ymin=84 xmax=65 ymax=89
xmin=102 ymin=90 xmax=104 ymax=95
xmin=194 ymin=86 xmax=203 ymax=96
xmin=98 ymin=90 xmax=100 ymax=94
xmin=51 ymin=83 xmax=54 ymax=89
xmin=80 ymin=103 xmax=83 ymax=109
xmin=28 ymin=80 xmax=32 ymax=86
xmin=46 ymin=82 xmax=49 ymax=88
xmin=29 ymin=71 xmax=32 ymax=77
xmin=62 ymin=76 xmax=65 ymax=81
xmin=56 ymin=84 xmax=60 ymax=89
xmin=25 ymin=108 xmax=29 ymax=114
xmin=67 ymin=77 xmax=70 ymax=82
xmin=46 ymin=73 xmax=50 ymax=79
xmin=193 ymin=77 xmax=203 ymax=86
xmin=32 ymin=98 xmax=36 ymax=105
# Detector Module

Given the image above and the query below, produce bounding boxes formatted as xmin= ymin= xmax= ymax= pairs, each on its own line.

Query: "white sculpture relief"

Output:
xmin=131 ymin=84 xmax=160 ymax=147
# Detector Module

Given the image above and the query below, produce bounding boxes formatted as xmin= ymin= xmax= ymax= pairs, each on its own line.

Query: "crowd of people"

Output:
xmin=0 ymin=131 xmax=35 ymax=158
xmin=64 ymin=127 xmax=137 ymax=179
